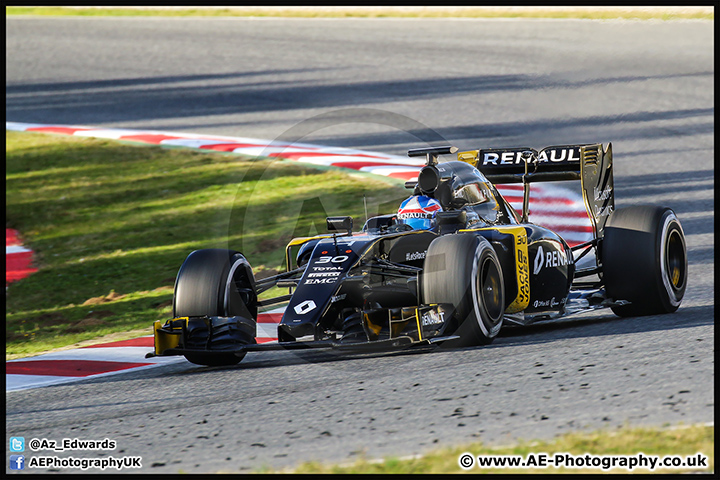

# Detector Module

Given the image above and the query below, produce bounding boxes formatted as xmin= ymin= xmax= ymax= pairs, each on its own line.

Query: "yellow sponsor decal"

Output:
xmin=459 ymin=226 xmax=530 ymax=314
xmin=507 ymin=227 xmax=530 ymax=313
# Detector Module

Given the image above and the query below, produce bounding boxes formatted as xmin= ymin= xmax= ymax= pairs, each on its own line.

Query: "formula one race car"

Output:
xmin=147 ymin=143 xmax=688 ymax=366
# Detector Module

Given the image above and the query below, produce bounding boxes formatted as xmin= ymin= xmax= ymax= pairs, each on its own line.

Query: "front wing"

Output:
xmin=146 ymin=304 xmax=459 ymax=360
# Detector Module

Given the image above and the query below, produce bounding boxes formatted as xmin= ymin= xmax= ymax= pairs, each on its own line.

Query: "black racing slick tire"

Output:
xmin=173 ymin=249 xmax=258 ymax=366
xmin=422 ymin=233 xmax=505 ymax=347
xmin=602 ymin=206 xmax=687 ymax=317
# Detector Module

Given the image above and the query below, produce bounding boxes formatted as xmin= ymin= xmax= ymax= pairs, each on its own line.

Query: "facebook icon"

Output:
xmin=10 ymin=455 xmax=25 ymax=470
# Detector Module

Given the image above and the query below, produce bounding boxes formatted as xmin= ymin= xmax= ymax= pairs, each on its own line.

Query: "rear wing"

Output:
xmin=456 ymin=143 xmax=615 ymax=238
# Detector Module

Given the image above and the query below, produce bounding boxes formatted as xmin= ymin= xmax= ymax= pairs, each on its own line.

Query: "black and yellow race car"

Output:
xmin=147 ymin=143 xmax=688 ymax=366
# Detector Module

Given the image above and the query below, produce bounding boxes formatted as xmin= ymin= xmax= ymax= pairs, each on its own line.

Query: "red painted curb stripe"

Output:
xmin=267 ymin=151 xmax=385 ymax=160
xmin=198 ymin=142 xmax=282 ymax=152
xmin=6 ymin=360 xmax=154 ymax=377
xmin=118 ymin=133 xmax=184 ymax=143
xmin=6 ymin=269 xmax=38 ymax=283
xmin=6 ymin=251 xmax=33 ymax=266
xmin=26 ymin=126 xmax=92 ymax=135
xmin=536 ymin=224 xmax=594 ymax=233
xmin=6 ymin=251 xmax=37 ymax=285
xmin=6 ymin=229 xmax=21 ymax=245
xmin=81 ymin=337 xmax=156 ymax=348
xmin=79 ymin=320 xmax=280 ymax=349
xmin=524 ymin=209 xmax=590 ymax=218
xmin=503 ymin=194 xmax=577 ymax=206
xmin=257 ymin=313 xmax=283 ymax=324
xmin=329 ymin=161 xmax=404 ymax=170
xmin=386 ymin=171 xmax=419 ymax=180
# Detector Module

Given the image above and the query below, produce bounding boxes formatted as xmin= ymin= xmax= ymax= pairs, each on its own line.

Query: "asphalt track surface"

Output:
xmin=6 ymin=16 xmax=714 ymax=473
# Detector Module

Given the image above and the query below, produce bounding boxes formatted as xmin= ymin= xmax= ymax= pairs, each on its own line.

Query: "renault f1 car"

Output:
xmin=147 ymin=143 xmax=688 ymax=366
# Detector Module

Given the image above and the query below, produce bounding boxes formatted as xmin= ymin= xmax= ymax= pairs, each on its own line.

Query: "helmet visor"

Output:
xmin=402 ymin=217 xmax=433 ymax=230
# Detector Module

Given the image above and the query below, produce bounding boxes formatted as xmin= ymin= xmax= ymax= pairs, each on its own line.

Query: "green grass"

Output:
xmin=6 ymin=131 xmax=408 ymax=358
xmin=5 ymin=6 xmax=714 ymax=21
xmin=265 ymin=424 xmax=713 ymax=474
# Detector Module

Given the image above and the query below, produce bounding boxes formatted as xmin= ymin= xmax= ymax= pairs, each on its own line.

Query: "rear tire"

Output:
xmin=422 ymin=234 xmax=504 ymax=347
xmin=602 ymin=206 xmax=687 ymax=317
xmin=173 ymin=249 xmax=258 ymax=366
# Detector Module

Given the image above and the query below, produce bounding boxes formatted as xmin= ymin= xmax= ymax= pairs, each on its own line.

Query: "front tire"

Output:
xmin=602 ymin=206 xmax=687 ymax=317
xmin=173 ymin=249 xmax=258 ymax=366
xmin=422 ymin=234 xmax=505 ymax=347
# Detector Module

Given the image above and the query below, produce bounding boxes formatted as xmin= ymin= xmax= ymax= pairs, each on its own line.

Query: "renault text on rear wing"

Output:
xmin=459 ymin=145 xmax=587 ymax=184
xmin=457 ymin=143 xmax=615 ymax=237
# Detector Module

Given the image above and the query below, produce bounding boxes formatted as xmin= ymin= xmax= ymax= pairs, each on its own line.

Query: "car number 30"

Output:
xmin=316 ymin=255 xmax=349 ymax=264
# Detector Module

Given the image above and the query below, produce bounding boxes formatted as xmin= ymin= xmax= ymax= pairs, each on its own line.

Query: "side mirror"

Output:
xmin=435 ymin=210 xmax=467 ymax=235
xmin=326 ymin=216 xmax=353 ymax=234
xmin=435 ymin=210 xmax=467 ymax=226
xmin=434 ymin=180 xmax=453 ymax=210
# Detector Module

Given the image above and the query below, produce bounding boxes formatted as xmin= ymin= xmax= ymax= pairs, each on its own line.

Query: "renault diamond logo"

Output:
xmin=294 ymin=300 xmax=317 ymax=315
xmin=533 ymin=246 xmax=544 ymax=275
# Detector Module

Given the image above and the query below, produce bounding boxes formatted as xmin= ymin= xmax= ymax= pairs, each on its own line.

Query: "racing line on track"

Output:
xmin=5 ymin=122 xmax=594 ymax=391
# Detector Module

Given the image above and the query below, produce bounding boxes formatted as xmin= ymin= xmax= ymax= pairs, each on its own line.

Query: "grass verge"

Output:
xmin=6 ymin=130 xmax=408 ymax=358
xmin=5 ymin=6 xmax=714 ymax=21
xmin=266 ymin=423 xmax=713 ymax=473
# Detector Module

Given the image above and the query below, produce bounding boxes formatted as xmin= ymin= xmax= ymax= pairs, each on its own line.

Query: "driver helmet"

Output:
xmin=397 ymin=195 xmax=442 ymax=230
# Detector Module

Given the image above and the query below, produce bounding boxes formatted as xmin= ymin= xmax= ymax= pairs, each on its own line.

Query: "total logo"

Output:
xmin=533 ymin=245 xmax=570 ymax=275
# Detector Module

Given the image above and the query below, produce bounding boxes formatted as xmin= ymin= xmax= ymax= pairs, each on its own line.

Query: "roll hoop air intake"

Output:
xmin=407 ymin=146 xmax=458 ymax=196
